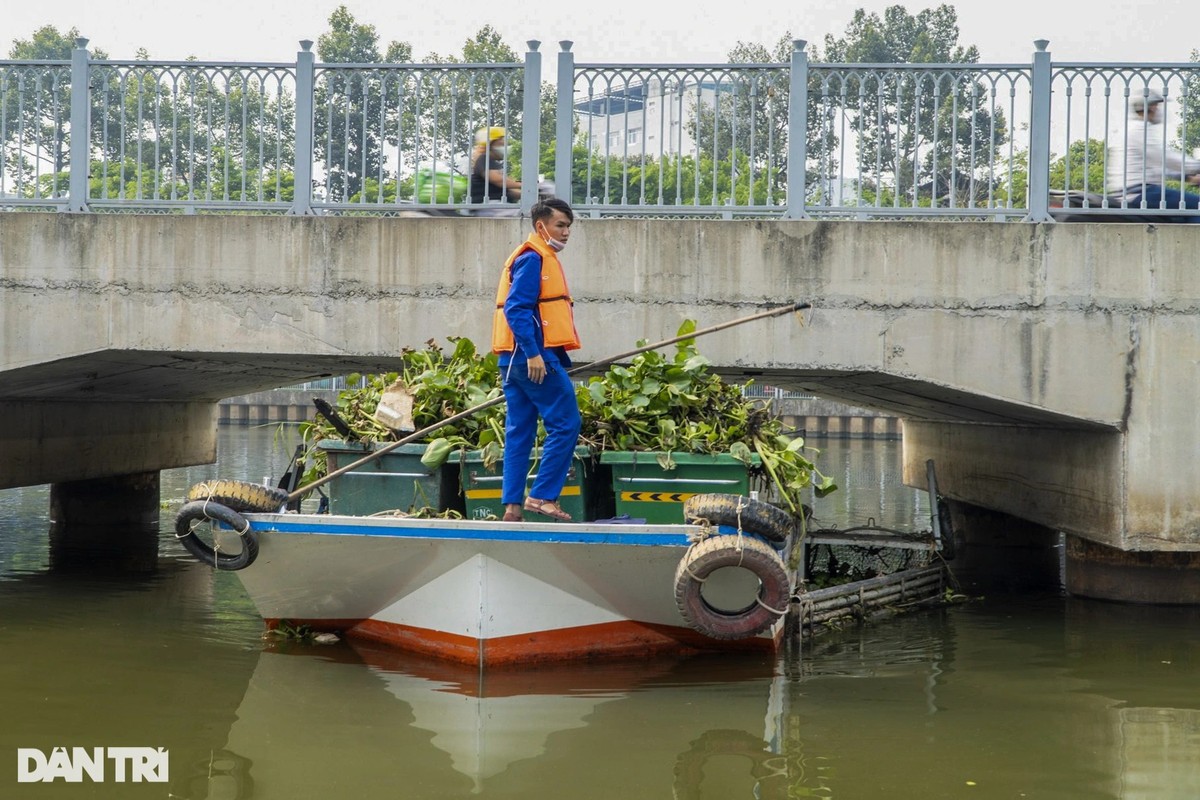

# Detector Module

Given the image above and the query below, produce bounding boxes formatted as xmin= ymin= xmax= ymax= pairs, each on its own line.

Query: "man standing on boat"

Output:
xmin=492 ymin=198 xmax=582 ymax=522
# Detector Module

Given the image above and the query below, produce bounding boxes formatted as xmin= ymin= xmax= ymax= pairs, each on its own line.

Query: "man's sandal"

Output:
xmin=502 ymin=508 xmax=523 ymax=522
xmin=523 ymin=497 xmax=572 ymax=521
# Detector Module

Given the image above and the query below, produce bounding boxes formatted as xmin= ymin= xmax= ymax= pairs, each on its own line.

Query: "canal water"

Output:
xmin=1 ymin=427 xmax=1198 ymax=799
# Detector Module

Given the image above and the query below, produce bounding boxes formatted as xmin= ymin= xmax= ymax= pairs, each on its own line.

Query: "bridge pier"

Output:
xmin=906 ymin=420 xmax=1200 ymax=604
xmin=1066 ymin=537 xmax=1200 ymax=604
xmin=49 ymin=472 xmax=160 ymax=572
xmin=942 ymin=499 xmax=1062 ymax=594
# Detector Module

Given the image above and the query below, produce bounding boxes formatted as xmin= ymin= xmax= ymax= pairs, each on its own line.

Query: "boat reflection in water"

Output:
xmin=220 ymin=641 xmax=791 ymax=798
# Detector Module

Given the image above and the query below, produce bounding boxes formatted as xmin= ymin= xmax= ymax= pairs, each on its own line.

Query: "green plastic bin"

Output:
xmin=459 ymin=447 xmax=613 ymax=523
xmin=317 ymin=440 xmax=461 ymax=516
xmin=599 ymin=451 xmax=760 ymax=524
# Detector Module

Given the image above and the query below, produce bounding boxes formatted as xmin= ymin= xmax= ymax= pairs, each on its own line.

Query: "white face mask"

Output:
xmin=538 ymin=223 xmax=566 ymax=252
xmin=493 ymin=145 xmax=509 ymax=158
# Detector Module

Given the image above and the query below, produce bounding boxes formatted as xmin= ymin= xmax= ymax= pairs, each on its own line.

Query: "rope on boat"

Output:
xmin=682 ymin=500 xmax=750 ymax=582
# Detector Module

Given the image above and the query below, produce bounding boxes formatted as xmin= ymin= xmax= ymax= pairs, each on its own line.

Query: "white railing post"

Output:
xmin=785 ymin=39 xmax=810 ymax=219
xmin=521 ymin=41 xmax=543 ymax=216
xmin=65 ymin=37 xmax=90 ymax=212
xmin=554 ymin=41 xmax=575 ymax=204
xmin=1024 ymin=39 xmax=1053 ymax=222
xmin=291 ymin=40 xmax=316 ymax=215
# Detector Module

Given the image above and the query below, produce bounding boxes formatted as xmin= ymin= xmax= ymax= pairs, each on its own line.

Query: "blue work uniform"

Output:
xmin=499 ymin=250 xmax=582 ymax=505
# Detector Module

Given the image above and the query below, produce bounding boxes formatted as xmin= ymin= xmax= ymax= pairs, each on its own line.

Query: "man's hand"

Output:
xmin=526 ymin=354 xmax=546 ymax=384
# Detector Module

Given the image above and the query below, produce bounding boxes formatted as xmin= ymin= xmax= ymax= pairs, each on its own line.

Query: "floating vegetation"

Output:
xmin=298 ymin=336 xmax=505 ymax=484
xmin=264 ymin=621 xmax=340 ymax=645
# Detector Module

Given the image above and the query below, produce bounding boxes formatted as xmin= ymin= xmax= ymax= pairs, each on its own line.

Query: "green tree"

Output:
xmin=6 ymin=24 xmax=296 ymax=204
xmin=1180 ymin=49 xmax=1200 ymax=154
xmin=820 ymin=4 xmax=1008 ymax=207
xmin=315 ymin=5 xmax=412 ymax=201
xmin=1049 ymin=139 xmax=1106 ymax=193
xmin=84 ymin=56 xmax=297 ymax=203
xmin=3 ymin=26 xmax=110 ymax=194
xmin=419 ymin=26 xmax=525 ymax=180
xmin=690 ymin=33 xmax=837 ymax=206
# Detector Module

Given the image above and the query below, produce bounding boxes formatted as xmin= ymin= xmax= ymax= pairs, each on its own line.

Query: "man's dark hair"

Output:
xmin=531 ymin=197 xmax=574 ymax=227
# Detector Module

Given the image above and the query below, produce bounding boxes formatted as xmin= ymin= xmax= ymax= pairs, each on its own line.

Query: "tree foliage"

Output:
xmin=3 ymin=23 xmax=296 ymax=203
xmin=1180 ymin=49 xmax=1200 ymax=154
xmin=314 ymin=5 xmax=412 ymax=201
xmin=417 ymin=26 xmax=525 ymax=178
xmin=689 ymin=33 xmax=837 ymax=205
xmin=2 ymin=26 xmax=106 ymax=191
xmin=819 ymin=4 xmax=1008 ymax=207
xmin=1049 ymin=139 xmax=1106 ymax=192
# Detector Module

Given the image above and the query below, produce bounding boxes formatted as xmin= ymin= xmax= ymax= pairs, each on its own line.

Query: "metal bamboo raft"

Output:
xmin=795 ymin=556 xmax=946 ymax=634
xmin=789 ymin=460 xmax=954 ymax=637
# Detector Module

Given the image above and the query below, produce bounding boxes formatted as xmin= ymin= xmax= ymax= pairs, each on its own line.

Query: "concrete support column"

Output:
xmin=943 ymin=499 xmax=1062 ymax=594
xmin=49 ymin=471 xmax=161 ymax=572
xmin=1066 ymin=536 xmax=1200 ymax=604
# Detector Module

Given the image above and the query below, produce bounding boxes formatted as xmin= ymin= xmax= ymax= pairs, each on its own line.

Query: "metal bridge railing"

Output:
xmin=2 ymin=36 xmax=1199 ymax=221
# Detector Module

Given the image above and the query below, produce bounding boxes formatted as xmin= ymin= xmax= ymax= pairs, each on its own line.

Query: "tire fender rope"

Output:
xmin=673 ymin=530 xmax=791 ymax=640
xmin=174 ymin=499 xmax=259 ymax=571
xmin=683 ymin=493 xmax=793 ymax=544
xmin=173 ymin=498 xmax=253 ymax=539
xmin=684 ymin=504 xmax=789 ymax=617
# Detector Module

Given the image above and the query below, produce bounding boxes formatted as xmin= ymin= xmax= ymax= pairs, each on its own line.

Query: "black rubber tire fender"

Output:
xmin=673 ymin=534 xmax=791 ymax=640
xmin=682 ymin=493 xmax=793 ymax=543
xmin=175 ymin=500 xmax=260 ymax=571
xmin=186 ymin=479 xmax=288 ymax=513
xmin=672 ymin=729 xmax=789 ymax=800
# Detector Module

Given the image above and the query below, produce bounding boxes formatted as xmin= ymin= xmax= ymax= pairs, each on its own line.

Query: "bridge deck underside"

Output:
xmin=1 ymin=350 xmax=1112 ymax=432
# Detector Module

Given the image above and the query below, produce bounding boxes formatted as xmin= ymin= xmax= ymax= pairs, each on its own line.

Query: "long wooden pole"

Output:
xmin=288 ymin=300 xmax=811 ymax=502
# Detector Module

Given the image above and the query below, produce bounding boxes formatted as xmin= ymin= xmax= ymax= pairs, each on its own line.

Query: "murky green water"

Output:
xmin=1 ymin=428 xmax=1197 ymax=799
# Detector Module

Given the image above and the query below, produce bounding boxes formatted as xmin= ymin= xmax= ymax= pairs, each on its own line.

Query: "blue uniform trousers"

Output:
xmin=501 ymin=361 xmax=582 ymax=504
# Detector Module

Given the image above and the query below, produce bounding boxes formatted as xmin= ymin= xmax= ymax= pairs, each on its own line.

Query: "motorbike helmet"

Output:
xmin=474 ymin=126 xmax=507 ymax=145
xmin=1130 ymin=90 xmax=1165 ymax=112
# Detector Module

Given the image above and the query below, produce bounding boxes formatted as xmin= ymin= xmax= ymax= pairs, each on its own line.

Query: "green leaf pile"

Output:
xmin=576 ymin=320 xmax=836 ymax=513
xmin=298 ymin=336 xmax=505 ymax=482
xmin=297 ymin=324 xmax=836 ymax=514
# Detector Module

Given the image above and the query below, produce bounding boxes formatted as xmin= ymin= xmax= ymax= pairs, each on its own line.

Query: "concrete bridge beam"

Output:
xmin=0 ymin=400 xmax=217 ymax=490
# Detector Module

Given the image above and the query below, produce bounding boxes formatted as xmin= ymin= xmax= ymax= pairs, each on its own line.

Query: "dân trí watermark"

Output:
xmin=17 ymin=747 xmax=168 ymax=783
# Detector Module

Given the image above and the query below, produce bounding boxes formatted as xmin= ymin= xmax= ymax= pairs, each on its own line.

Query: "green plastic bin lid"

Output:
xmin=461 ymin=445 xmax=591 ymax=464
xmin=599 ymin=450 xmax=760 ymax=466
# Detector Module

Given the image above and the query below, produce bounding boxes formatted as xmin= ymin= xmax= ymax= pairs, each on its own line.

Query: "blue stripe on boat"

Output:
xmin=249 ymin=518 xmax=692 ymax=547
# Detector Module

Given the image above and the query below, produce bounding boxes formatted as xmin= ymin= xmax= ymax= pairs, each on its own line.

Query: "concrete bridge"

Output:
xmin=3 ymin=212 xmax=1198 ymax=601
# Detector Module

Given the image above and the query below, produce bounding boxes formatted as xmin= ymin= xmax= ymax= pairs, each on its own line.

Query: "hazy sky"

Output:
xmin=6 ymin=0 xmax=1199 ymax=67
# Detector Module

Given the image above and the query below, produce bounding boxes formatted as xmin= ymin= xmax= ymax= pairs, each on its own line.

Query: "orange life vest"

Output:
xmin=491 ymin=233 xmax=581 ymax=355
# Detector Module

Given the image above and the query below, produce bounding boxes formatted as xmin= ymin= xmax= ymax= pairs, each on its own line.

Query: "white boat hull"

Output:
xmin=234 ymin=513 xmax=795 ymax=666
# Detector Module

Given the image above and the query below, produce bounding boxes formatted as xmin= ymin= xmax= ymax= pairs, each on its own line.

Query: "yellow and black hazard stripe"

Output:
xmin=619 ymin=491 xmax=695 ymax=503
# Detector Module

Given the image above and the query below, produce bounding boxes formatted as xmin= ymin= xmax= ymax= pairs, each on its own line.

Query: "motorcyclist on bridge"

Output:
xmin=1106 ymin=90 xmax=1200 ymax=222
xmin=470 ymin=126 xmax=523 ymax=207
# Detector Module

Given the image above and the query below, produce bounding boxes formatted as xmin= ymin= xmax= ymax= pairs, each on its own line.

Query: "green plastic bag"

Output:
xmin=415 ymin=168 xmax=468 ymax=203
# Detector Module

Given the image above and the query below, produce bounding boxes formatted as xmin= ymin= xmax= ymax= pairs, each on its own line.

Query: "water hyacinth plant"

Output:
xmin=297 ymin=336 xmax=505 ymax=483
xmin=576 ymin=320 xmax=836 ymax=514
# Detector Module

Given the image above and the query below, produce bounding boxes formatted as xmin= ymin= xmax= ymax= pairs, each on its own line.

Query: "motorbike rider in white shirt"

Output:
xmin=1106 ymin=90 xmax=1200 ymax=222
